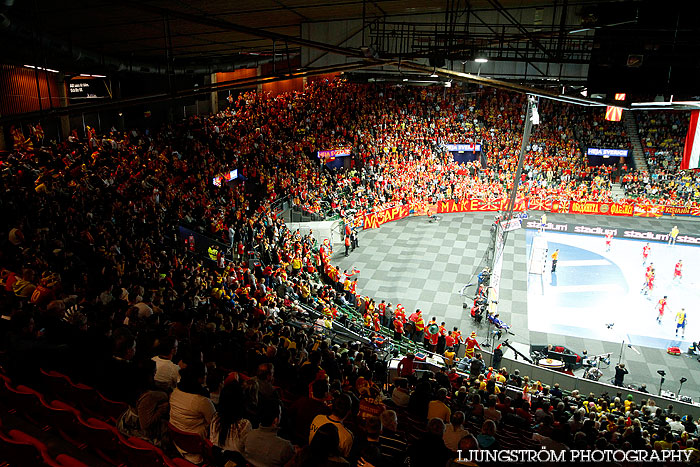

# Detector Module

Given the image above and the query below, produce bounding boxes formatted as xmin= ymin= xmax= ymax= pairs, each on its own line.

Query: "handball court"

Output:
xmin=334 ymin=212 xmax=700 ymax=400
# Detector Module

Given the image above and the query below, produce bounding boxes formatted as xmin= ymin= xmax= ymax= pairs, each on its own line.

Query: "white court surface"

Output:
xmin=527 ymin=229 xmax=700 ymax=350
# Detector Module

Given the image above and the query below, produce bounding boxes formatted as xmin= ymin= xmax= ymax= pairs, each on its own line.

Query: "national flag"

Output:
xmin=605 ymin=106 xmax=623 ymax=122
xmin=681 ymin=110 xmax=700 ymax=170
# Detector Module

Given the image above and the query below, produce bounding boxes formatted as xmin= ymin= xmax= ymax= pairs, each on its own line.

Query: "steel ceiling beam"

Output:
xmin=484 ymin=0 xmax=556 ymax=62
xmin=397 ymin=60 xmax=623 ymax=108
xmin=120 ymin=0 xmax=365 ymax=59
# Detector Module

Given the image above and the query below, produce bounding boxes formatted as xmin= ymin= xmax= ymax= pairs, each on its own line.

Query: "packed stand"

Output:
xmin=0 ymin=79 xmax=698 ymax=466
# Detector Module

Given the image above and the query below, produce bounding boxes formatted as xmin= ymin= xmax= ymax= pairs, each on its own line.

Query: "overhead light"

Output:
xmin=24 ymin=65 xmax=58 ymax=73
xmin=475 ymin=58 xmax=488 ymax=63
xmin=569 ymin=28 xmax=592 ymax=34
xmin=430 ymin=73 xmax=438 ymax=78
xmin=80 ymin=73 xmax=106 ymax=78
xmin=445 ymin=80 xmax=452 ymax=88
xmin=402 ymin=78 xmax=408 ymax=82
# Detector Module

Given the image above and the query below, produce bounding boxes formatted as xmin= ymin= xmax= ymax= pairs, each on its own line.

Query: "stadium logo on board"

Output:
xmin=599 ymin=203 xmax=610 ymax=214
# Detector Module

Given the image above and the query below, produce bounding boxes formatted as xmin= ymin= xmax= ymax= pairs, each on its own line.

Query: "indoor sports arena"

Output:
xmin=1 ymin=0 xmax=700 ymax=465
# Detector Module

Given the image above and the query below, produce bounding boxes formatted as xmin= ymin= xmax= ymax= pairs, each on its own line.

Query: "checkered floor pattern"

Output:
xmin=332 ymin=211 xmax=700 ymax=400
xmin=332 ymin=212 xmax=529 ymax=347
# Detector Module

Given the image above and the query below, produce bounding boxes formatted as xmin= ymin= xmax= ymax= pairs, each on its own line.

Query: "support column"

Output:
xmin=210 ymin=73 xmax=219 ymax=114
xmin=56 ymin=73 xmax=70 ymax=139
xmin=0 ymin=126 xmax=6 ymax=151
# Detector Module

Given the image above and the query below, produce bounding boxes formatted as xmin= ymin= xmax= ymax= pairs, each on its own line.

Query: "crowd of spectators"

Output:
xmin=618 ymin=111 xmax=700 ymax=203
xmin=1 ymin=79 xmax=700 ymax=466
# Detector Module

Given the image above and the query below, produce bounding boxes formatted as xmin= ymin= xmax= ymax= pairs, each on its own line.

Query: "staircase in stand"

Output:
xmin=610 ymin=182 xmax=626 ymax=201
xmin=623 ymin=111 xmax=648 ymax=172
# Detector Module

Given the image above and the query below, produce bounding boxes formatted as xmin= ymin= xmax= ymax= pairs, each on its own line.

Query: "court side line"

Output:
xmin=557 ymin=259 xmax=611 ymax=267
xmin=553 ymin=284 xmax=625 ymax=293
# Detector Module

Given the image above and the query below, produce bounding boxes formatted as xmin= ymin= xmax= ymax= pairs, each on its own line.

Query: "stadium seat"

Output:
xmin=54 ymin=454 xmax=90 ymax=467
xmin=96 ymin=393 xmax=128 ymax=423
xmin=64 ymin=381 xmax=102 ymax=418
xmin=39 ymin=368 xmax=73 ymax=402
xmin=170 ymin=459 xmax=201 ymax=467
xmin=167 ymin=422 xmax=214 ymax=465
xmin=3 ymin=383 xmax=47 ymax=429
xmin=0 ymin=373 xmax=11 ymax=403
xmin=120 ymin=436 xmax=171 ymax=467
xmin=75 ymin=416 xmax=126 ymax=466
xmin=0 ymin=429 xmax=52 ymax=467
xmin=44 ymin=400 xmax=88 ymax=449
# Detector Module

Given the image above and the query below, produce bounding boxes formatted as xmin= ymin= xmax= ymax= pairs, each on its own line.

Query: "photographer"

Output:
xmin=614 ymin=363 xmax=628 ymax=387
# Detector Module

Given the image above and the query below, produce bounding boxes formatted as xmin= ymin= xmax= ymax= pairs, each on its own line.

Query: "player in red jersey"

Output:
xmin=642 ymin=243 xmax=650 ymax=264
xmin=641 ymin=265 xmax=655 ymax=296
xmin=673 ymin=260 xmax=683 ymax=282
xmin=656 ymin=295 xmax=668 ymax=323
xmin=605 ymin=231 xmax=613 ymax=252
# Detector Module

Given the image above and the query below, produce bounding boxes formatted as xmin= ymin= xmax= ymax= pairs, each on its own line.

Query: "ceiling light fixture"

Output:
xmin=474 ymin=58 xmax=488 ymax=63
xmin=25 ymin=65 xmax=59 ymax=73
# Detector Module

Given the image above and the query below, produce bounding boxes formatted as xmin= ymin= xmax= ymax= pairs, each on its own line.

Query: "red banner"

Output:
xmin=663 ymin=205 xmax=693 ymax=216
xmin=361 ymin=197 xmax=696 ymax=230
xmin=363 ymin=205 xmax=410 ymax=229
xmin=568 ymin=201 xmax=634 ymax=217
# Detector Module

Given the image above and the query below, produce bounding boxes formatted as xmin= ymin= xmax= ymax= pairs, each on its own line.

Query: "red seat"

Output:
xmin=120 ymin=436 xmax=170 ymax=467
xmin=46 ymin=400 xmax=88 ymax=449
xmin=167 ymin=422 xmax=214 ymax=465
xmin=0 ymin=429 xmax=52 ymax=467
xmin=76 ymin=416 xmax=126 ymax=466
xmin=96 ymin=392 xmax=128 ymax=423
xmin=0 ymin=373 xmax=11 ymax=403
xmin=54 ymin=454 xmax=90 ymax=467
xmin=3 ymin=383 xmax=48 ymax=429
xmin=170 ymin=458 xmax=200 ymax=467
xmin=64 ymin=381 xmax=103 ymax=418
xmin=39 ymin=368 xmax=73 ymax=402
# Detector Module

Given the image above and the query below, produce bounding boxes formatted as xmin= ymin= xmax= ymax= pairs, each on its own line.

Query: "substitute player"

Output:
xmin=656 ymin=296 xmax=668 ymax=323
xmin=642 ymin=243 xmax=651 ymax=264
xmin=676 ymin=309 xmax=687 ymax=337
xmin=673 ymin=260 xmax=683 ymax=282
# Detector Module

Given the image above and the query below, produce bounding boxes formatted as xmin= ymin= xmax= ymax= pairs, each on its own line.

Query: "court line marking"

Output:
xmin=557 ymin=259 xmax=611 ymax=267
xmin=552 ymin=283 xmax=625 ymax=293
